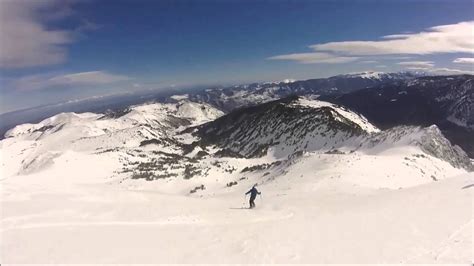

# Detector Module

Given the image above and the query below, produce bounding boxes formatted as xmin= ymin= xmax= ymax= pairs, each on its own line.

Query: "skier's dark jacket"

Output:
xmin=245 ymin=187 xmax=261 ymax=200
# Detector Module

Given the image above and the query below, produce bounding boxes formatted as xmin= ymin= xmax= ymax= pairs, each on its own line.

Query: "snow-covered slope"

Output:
xmin=1 ymin=97 xmax=472 ymax=263
xmin=1 ymin=100 xmax=223 ymax=176
xmin=2 ymin=159 xmax=472 ymax=263
xmin=361 ymin=125 xmax=472 ymax=170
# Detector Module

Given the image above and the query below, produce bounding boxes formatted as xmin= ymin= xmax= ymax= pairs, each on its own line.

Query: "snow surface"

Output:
xmin=1 ymin=99 xmax=472 ymax=263
xmin=1 ymin=150 xmax=472 ymax=263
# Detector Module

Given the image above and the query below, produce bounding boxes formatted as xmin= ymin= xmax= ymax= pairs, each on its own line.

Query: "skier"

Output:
xmin=245 ymin=184 xmax=261 ymax=209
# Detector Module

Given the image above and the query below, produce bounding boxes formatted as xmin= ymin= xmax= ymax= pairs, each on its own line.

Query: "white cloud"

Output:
xmin=268 ymin=22 xmax=473 ymax=66
xmin=397 ymin=61 xmax=434 ymax=68
xmin=381 ymin=34 xmax=413 ymax=40
xmin=394 ymin=60 xmax=473 ymax=75
xmin=428 ymin=67 xmax=474 ymax=75
xmin=405 ymin=67 xmax=430 ymax=70
xmin=0 ymin=0 xmax=76 ymax=68
xmin=267 ymin=52 xmax=358 ymax=64
xmin=453 ymin=58 xmax=474 ymax=64
xmin=49 ymin=71 xmax=130 ymax=84
xmin=13 ymin=71 xmax=131 ymax=91
xmin=359 ymin=60 xmax=377 ymax=64
xmin=388 ymin=56 xmax=414 ymax=60
xmin=310 ymin=21 xmax=474 ymax=55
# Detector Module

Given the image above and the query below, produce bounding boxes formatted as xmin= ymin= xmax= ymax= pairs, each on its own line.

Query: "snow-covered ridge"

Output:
xmin=1 ymin=96 xmax=471 ymax=189
xmin=170 ymin=94 xmax=189 ymax=101
xmin=294 ymin=97 xmax=379 ymax=133
xmin=195 ymin=96 xmax=374 ymax=159
xmin=336 ymin=71 xmax=426 ymax=81
xmin=281 ymin=78 xmax=296 ymax=84
xmin=360 ymin=125 xmax=472 ymax=170
xmin=5 ymin=100 xmax=223 ymax=139
xmin=342 ymin=71 xmax=386 ymax=80
xmin=1 ymin=100 xmax=223 ymax=176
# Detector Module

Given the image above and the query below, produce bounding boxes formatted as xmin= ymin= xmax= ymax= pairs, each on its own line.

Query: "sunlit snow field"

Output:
xmin=1 ymin=149 xmax=472 ymax=264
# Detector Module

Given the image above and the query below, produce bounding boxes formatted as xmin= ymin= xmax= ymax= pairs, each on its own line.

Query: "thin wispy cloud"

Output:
xmin=268 ymin=52 xmax=358 ymax=64
xmin=381 ymin=34 xmax=413 ymax=39
xmin=270 ymin=21 xmax=474 ymax=65
xmin=397 ymin=61 xmax=434 ymax=68
xmin=405 ymin=67 xmax=430 ymax=70
xmin=13 ymin=71 xmax=131 ymax=91
xmin=453 ymin=58 xmax=474 ymax=64
xmin=396 ymin=60 xmax=472 ymax=74
xmin=388 ymin=56 xmax=414 ymax=60
xmin=429 ymin=67 xmax=474 ymax=75
xmin=310 ymin=21 xmax=474 ymax=55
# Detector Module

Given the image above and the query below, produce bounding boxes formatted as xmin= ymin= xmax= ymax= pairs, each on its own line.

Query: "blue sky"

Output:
xmin=1 ymin=0 xmax=473 ymax=113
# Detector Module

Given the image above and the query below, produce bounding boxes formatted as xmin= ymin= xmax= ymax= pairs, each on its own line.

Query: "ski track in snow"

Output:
xmin=1 ymin=210 xmax=295 ymax=231
xmin=431 ymin=218 xmax=473 ymax=262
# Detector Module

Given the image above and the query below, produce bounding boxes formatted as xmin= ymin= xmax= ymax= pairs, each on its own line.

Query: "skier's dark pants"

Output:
xmin=249 ymin=197 xmax=256 ymax=208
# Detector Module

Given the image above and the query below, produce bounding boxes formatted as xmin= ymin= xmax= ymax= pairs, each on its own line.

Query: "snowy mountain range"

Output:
xmin=3 ymin=95 xmax=471 ymax=186
xmin=183 ymin=71 xmax=422 ymax=112
xmin=1 ymin=72 xmax=473 ymax=263
xmin=2 ymin=72 xmax=472 ymax=183
xmin=323 ymin=74 xmax=474 ymax=157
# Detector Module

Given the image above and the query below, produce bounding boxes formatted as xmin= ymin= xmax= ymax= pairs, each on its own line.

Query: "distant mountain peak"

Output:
xmin=343 ymin=71 xmax=386 ymax=79
xmin=195 ymin=96 xmax=379 ymax=158
xmin=281 ymin=78 xmax=296 ymax=84
xmin=335 ymin=71 xmax=425 ymax=80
